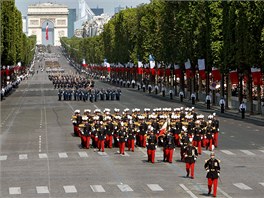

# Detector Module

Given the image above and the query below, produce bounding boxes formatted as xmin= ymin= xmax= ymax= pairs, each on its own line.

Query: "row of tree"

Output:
xmin=61 ymin=0 xmax=264 ymax=113
xmin=1 ymin=0 xmax=36 ymax=67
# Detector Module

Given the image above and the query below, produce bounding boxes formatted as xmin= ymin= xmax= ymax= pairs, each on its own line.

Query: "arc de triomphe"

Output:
xmin=27 ymin=3 xmax=68 ymax=46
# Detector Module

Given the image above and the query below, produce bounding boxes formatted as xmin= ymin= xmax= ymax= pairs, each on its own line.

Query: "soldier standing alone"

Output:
xmin=204 ymin=152 xmax=221 ymax=197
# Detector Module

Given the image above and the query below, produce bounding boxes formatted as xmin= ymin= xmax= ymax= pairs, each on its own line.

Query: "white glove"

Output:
xmin=201 ymin=137 xmax=203 ymax=139
xmin=218 ymin=173 xmax=220 ymax=176
xmin=206 ymin=169 xmax=209 ymax=172
xmin=174 ymin=148 xmax=175 ymax=151
xmin=117 ymin=138 xmax=119 ymax=141
xmin=194 ymin=157 xmax=197 ymax=161
xmin=184 ymin=154 xmax=187 ymax=157
xmin=155 ymin=145 xmax=157 ymax=148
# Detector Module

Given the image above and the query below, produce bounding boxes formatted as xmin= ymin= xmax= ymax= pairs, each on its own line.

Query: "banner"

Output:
xmin=229 ymin=70 xmax=239 ymax=85
xmin=185 ymin=59 xmax=193 ymax=78
xmin=198 ymin=59 xmax=206 ymax=80
xmin=212 ymin=67 xmax=221 ymax=81
xmin=82 ymin=59 xmax=87 ymax=67
xmin=165 ymin=68 xmax=171 ymax=77
xmin=46 ymin=23 xmax=49 ymax=40
xmin=251 ymin=68 xmax=263 ymax=85
xmin=174 ymin=64 xmax=181 ymax=78
xmin=149 ymin=54 xmax=155 ymax=69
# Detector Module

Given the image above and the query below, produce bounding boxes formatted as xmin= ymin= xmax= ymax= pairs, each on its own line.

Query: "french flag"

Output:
xmin=46 ymin=23 xmax=49 ymax=40
xmin=82 ymin=59 xmax=87 ymax=67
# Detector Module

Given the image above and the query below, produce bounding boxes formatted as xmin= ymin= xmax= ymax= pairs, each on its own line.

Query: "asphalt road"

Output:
xmin=1 ymin=47 xmax=264 ymax=198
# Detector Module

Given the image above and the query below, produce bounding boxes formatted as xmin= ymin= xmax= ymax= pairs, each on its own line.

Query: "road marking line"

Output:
xmin=39 ymin=153 xmax=48 ymax=159
xmin=98 ymin=151 xmax=108 ymax=156
xmin=117 ymin=184 xmax=133 ymax=192
xmin=218 ymin=187 xmax=232 ymax=198
xmin=90 ymin=185 xmax=105 ymax=192
xmin=240 ymin=150 xmax=255 ymax=156
xmin=9 ymin=187 xmax=21 ymax=195
xmin=78 ymin=152 xmax=88 ymax=158
xmin=147 ymin=184 xmax=164 ymax=191
xmin=259 ymin=182 xmax=264 ymax=187
xmin=233 ymin=183 xmax=252 ymax=190
xmin=63 ymin=185 xmax=77 ymax=193
xmin=179 ymin=184 xmax=198 ymax=198
xmin=36 ymin=186 xmax=49 ymax=194
xmin=259 ymin=150 xmax=264 ymax=153
xmin=58 ymin=152 xmax=68 ymax=158
xmin=0 ymin=155 xmax=7 ymax=161
xmin=19 ymin=154 xmax=28 ymax=160
xmin=221 ymin=150 xmax=235 ymax=155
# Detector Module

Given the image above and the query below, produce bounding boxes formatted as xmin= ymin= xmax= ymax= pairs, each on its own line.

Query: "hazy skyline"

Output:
xmin=15 ymin=0 xmax=150 ymax=16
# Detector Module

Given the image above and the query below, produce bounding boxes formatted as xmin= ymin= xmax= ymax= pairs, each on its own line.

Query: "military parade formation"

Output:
xmin=48 ymin=74 xmax=122 ymax=102
xmin=71 ymin=106 xmax=221 ymax=196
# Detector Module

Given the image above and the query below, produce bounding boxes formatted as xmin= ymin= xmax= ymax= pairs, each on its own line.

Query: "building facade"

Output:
xmin=68 ymin=9 xmax=76 ymax=38
xmin=27 ymin=2 xmax=68 ymax=46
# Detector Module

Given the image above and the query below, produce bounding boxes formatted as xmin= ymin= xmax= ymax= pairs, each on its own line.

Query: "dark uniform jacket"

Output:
xmin=165 ymin=134 xmax=175 ymax=149
xmin=184 ymin=145 xmax=198 ymax=164
xmin=204 ymin=158 xmax=221 ymax=179
xmin=147 ymin=134 xmax=157 ymax=150
xmin=118 ymin=131 xmax=127 ymax=142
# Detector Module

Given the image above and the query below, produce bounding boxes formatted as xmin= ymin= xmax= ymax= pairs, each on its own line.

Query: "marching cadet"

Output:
xmin=58 ymin=89 xmax=62 ymax=101
xmin=179 ymin=130 xmax=189 ymax=161
xmin=117 ymin=124 xmax=127 ymax=155
xmin=148 ymin=84 xmax=152 ymax=94
xmin=193 ymin=120 xmax=203 ymax=155
xmin=164 ymin=131 xmax=175 ymax=163
xmin=219 ymin=97 xmax=225 ymax=113
xmin=97 ymin=123 xmax=106 ymax=152
xmin=80 ymin=117 xmax=91 ymax=149
xmin=191 ymin=92 xmax=196 ymax=105
xmin=116 ymin=89 xmax=121 ymax=100
xmin=127 ymin=122 xmax=136 ymax=152
xmin=206 ymin=94 xmax=212 ymax=109
xmin=239 ymin=101 xmax=246 ymax=119
xmin=205 ymin=119 xmax=214 ymax=151
xmin=211 ymin=113 xmax=220 ymax=148
xmin=204 ymin=152 xmax=221 ymax=197
xmin=139 ymin=116 xmax=148 ymax=147
xmin=146 ymin=130 xmax=157 ymax=163
xmin=184 ymin=141 xmax=198 ymax=179
xmin=105 ymin=117 xmax=114 ymax=148
xmin=179 ymin=90 xmax=184 ymax=102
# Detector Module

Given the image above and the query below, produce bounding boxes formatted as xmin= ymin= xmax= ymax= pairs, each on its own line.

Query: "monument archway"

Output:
xmin=27 ymin=2 xmax=68 ymax=46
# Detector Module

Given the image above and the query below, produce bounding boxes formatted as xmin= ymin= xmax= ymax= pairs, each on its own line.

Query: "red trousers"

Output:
xmin=106 ymin=135 xmax=113 ymax=148
xmin=147 ymin=149 xmax=156 ymax=163
xmin=74 ymin=126 xmax=81 ymax=136
xmin=85 ymin=136 xmax=90 ymax=149
xmin=186 ymin=163 xmax=195 ymax=178
xmin=167 ymin=148 xmax=174 ymax=163
xmin=127 ymin=139 xmax=135 ymax=151
xmin=206 ymin=139 xmax=213 ymax=151
xmin=98 ymin=140 xmax=105 ymax=152
xmin=81 ymin=135 xmax=91 ymax=149
xmin=213 ymin=132 xmax=219 ymax=147
xmin=119 ymin=142 xmax=125 ymax=154
xmin=174 ymin=134 xmax=180 ymax=146
xmin=139 ymin=135 xmax=146 ymax=147
xmin=208 ymin=178 xmax=218 ymax=197
xmin=193 ymin=140 xmax=202 ymax=154
xmin=164 ymin=148 xmax=169 ymax=161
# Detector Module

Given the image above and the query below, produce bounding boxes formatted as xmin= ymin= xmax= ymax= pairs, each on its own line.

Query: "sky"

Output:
xmin=15 ymin=0 xmax=150 ymax=17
